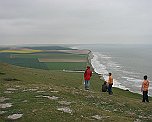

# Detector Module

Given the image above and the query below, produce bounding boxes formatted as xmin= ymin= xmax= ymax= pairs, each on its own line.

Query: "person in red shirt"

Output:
xmin=84 ymin=66 xmax=92 ymax=90
xmin=141 ymin=75 xmax=149 ymax=102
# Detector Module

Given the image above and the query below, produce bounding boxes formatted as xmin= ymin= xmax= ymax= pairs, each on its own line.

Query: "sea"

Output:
xmin=71 ymin=44 xmax=152 ymax=96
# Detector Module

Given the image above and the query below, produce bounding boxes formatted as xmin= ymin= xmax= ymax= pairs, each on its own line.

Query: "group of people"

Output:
xmin=84 ymin=66 xmax=113 ymax=94
xmin=84 ymin=66 xmax=150 ymax=102
xmin=101 ymin=73 xmax=113 ymax=95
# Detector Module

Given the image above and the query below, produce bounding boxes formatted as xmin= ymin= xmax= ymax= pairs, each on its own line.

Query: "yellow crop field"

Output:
xmin=0 ymin=49 xmax=43 ymax=53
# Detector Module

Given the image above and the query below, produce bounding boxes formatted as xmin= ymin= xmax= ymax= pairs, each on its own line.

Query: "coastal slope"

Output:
xmin=0 ymin=62 xmax=152 ymax=122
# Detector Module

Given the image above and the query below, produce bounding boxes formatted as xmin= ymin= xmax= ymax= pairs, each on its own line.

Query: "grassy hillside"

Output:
xmin=0 ymin=62 xmax=152 ymax=122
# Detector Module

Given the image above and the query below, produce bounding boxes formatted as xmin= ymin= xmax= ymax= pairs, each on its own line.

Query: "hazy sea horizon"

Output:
xmin=72 ymin=44 xmax=152 ymax=96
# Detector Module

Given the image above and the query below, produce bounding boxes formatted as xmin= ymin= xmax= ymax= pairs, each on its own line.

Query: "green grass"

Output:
xmin=12 ymin=53 xmax=87 ymax=60
xmin=45 ymin=62 xmax=87 ymax=70
xmin=0 ymin=62 xmax=152 ymax=122
xmin=0 ymin=57 xmax=48 ymax=70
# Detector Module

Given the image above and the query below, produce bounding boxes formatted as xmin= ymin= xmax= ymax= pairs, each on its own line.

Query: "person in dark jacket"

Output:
xmin=102 ymin=81 xmax=108 ymax=92
xmin=84 ymin=66 xmax=92 ymax=90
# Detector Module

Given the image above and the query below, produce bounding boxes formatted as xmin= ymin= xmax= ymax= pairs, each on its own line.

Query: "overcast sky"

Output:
xmin=0 ymin=0 xmax=152 ymax=45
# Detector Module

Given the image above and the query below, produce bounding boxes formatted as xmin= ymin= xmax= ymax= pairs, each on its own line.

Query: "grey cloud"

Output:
xmin=0 ymin=0 xmax=152 ymax=45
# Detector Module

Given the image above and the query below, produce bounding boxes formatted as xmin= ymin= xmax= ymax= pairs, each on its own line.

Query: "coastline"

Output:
xmin=88 ymin=50 xmax=151 ymax=97
xmin=87 ymin=50 xmax=94 ymax=70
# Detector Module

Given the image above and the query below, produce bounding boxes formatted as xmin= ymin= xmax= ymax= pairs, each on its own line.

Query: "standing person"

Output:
xmin=141 ymin=75 xmax=149 ymax=102
xmin=107 ymin=73 xmax=113 ymax=95
xmin=84 ymin=66 xmax=92 ymax=90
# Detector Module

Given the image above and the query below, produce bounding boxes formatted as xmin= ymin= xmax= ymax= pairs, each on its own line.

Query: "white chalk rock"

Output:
xmin=8 ymin=114 xmax=23 ymax=120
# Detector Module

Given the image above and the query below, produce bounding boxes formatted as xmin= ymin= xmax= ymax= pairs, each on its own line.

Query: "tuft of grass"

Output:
xmin=3 ymin=77 xmax=21 ymax=81
xmin=0 ymin=72 xmax=5 ymax=75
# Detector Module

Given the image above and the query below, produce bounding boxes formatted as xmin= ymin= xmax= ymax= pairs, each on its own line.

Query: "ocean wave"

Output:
xmin=121 ymin=76 xmax=142 ymax=82
xmin=91 ymin=52 xmax=129 ymax=91
xmin=91 ymin=53 xmax=108 ymax=75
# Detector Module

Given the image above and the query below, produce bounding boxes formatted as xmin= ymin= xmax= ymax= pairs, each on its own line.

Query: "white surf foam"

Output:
xmin=91 ymin=52 xmax=129 ymax=90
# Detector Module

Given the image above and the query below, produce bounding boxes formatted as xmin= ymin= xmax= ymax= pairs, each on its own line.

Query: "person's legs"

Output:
xmin=85 ymin=80 xmax=89 ymax=90
xmin=145 ymin=91 xmax=149 ymax=102
xmin=87 ymin=80 xmax=90 ymax=88
xmin=108 ymin=85 xmax=110 ymax=94
xmin=108 ymin=85 xmax=112 ymax=94
xmin=110 ymin=85 xmax=113 ymax=94
xmin=85 ymin=80 xmax=87 ymax=89
xmin=142 ymin=91 xmax=146 ymax=102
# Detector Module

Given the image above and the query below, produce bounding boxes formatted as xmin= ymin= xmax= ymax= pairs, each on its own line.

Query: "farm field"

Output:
xmin=0 ymin=46 xmax=89 ymax=71
xmin=45 ymin=62 xmax=87 ymax=70
xmin=0 ymin=49 xmax=43 ymax=53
